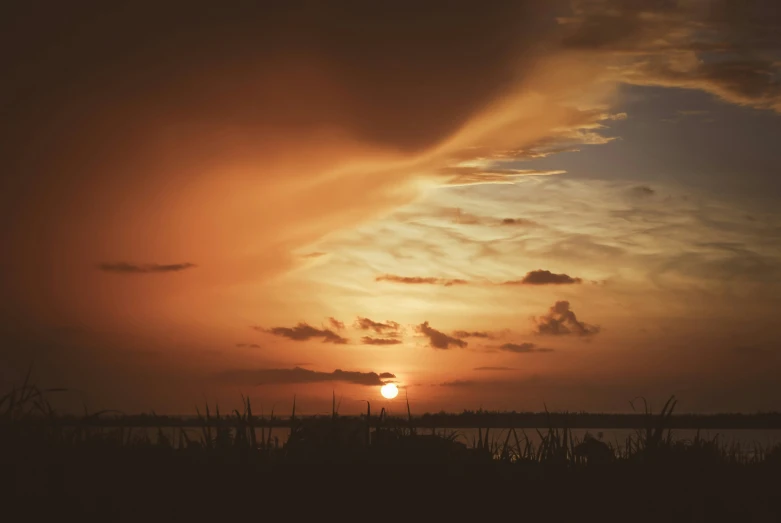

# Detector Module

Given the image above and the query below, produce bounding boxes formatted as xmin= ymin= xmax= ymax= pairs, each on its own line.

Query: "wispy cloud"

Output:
xmin=98 ymin=262 xmax=196 ymax=274
xmin=328 ymin=317 xmax=345 ymax=330
xmin=474 ymin=366 xmax=516 ymax=371
xmin=257 ymin=323 xmax=349 ymax=344
xmin=416 ymin=322 xmax=468 ymax=350
xmin=376 ymin=274 xmax=468 ymax=286
xmin=440 ymin=167 xmax=567 ymax=186
xmin=439 ymin=379 xmax=476 ymax=387
xmin=504 ymin=269 xmax=582 ymax=285
xmin=630 ymin=185 xmax=655 ymax=197
xmin=499 ymin=342 xmax=554 ymax=353
xmin=361 ymin=337 xmax=403 ymax=346
xmin=235 ymin=343 xmax=261 ymax=349
xmin=354 ymin=317 xmax=401 ymax=334
xmin=453 ymin=330 xmax=494 ymax=339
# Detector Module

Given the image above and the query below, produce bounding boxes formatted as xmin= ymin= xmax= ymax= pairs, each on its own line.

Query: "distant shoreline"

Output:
xmin=13 ymin=411 xmax=781 ymax=430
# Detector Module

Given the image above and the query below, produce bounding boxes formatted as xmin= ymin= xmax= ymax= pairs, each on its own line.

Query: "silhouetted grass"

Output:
xmin=3 ymin=380 xmax=779 ymax=467
xmin=2 ymin=379 xmax=780 ymax=521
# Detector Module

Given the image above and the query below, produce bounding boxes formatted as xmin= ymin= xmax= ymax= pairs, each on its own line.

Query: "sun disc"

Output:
xmin=380 ymin=383 xmax=398 ymax=399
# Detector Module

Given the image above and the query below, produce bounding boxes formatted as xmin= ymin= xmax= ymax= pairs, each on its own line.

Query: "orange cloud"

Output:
xmin=3 ymin=1 xmax=624 ymax=340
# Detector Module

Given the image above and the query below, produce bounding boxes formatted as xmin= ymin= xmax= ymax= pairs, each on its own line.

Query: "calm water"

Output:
xmin=139 ymin=426 xmax=781 ymax=453
xmin=454 ymin=428 xmax=781 ymax=450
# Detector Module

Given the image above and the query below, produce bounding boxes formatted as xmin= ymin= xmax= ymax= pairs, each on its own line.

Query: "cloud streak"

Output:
xmin=439 ymin=379 xmax=476 ymax=387
xmin=361 ymin=337 xmax=403 ymax=346
xmin=453 ymin=331 xmax=494 ymax=339
xmin=98 ymin=262 xmax=197 ymax=274
xmin=499 ymin=342 xmax=554 ymax=354
xmin=258 ymin=323 xmax=349 ymax=344
xmin=376 ymin=274 xmax=468 ymax=286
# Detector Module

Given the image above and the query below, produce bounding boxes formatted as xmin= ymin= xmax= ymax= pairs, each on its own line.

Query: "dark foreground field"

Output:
xmin=3 ymin=385 xmax=780 ymax=522
xmin=6 ymin=457 xmax=781 ymax=522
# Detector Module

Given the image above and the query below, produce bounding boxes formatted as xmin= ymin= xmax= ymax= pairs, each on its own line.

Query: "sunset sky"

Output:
xmin=2 ymin=1 xmax=781 ymax=415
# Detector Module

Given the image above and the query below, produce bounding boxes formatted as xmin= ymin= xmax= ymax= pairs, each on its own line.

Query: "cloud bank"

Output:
xmin=217 ymin=367 xmax=396 ymax=386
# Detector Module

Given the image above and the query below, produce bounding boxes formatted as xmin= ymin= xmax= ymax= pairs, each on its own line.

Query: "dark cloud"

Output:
xmin=453 ymin=330 xmax=493 ymax=339
xmin=416 ymin=322 xmax=468 ymax=350
xmin=258 ymin=323 xmax=348 ymax=344
xmin=328 ymin=317 xmax=345 ymax=331
xmin=217 ymin=367 xmax=395 ymax=386
xmin=0 ymin=1 xmax=570 ymax=329
xmin=235 ymin=343 xmax=261 ymax=349
xmin=561 ymin=0 xmax=781 ymax=113
xmin=98 ymin=262 xmax=196 ymax=274
xmin=499 ymin=342 xmax=554 ymax=354
xmin=376 ymin=275 xmax=468 ymax=286
xmin=474 ymin=366 xmax=516 ymax=371
xmin=2 ymin=2 xmax=557 ymax=178
xmin=501 ymin=218 xmax=538 ymax=226
xmin=630 ymin=185 xmax=655 ymax=197
xmin=361 ymin=337 xmax=402 ymax=346
xmin=500 ymin=342 xmax=534 ymax=353
xmin=354 ymin=317 xmax=400 ymax=334
xmin=534 ymin=301 xmax=600 ymax=337
xmin=439 ymin=379 xmax=476 ymax=387
xmin=504 ymin=270 xmax=582 ymax=285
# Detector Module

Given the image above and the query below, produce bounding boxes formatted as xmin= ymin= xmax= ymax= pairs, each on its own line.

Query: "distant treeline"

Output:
xmin=20 ymin=411 xmax=781 ymax=430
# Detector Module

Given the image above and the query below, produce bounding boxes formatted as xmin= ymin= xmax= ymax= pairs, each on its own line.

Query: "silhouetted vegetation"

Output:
xmin=2 ymin=376 xmax=779 ymax=520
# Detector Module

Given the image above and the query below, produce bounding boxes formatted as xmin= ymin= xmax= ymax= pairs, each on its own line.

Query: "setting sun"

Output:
xmin=380 ymin=383 xmax=399 ymax=399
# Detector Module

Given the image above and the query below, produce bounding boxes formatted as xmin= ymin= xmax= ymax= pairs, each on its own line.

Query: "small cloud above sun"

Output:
xmin=380 ymin=383 xmax=399 ymax=399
